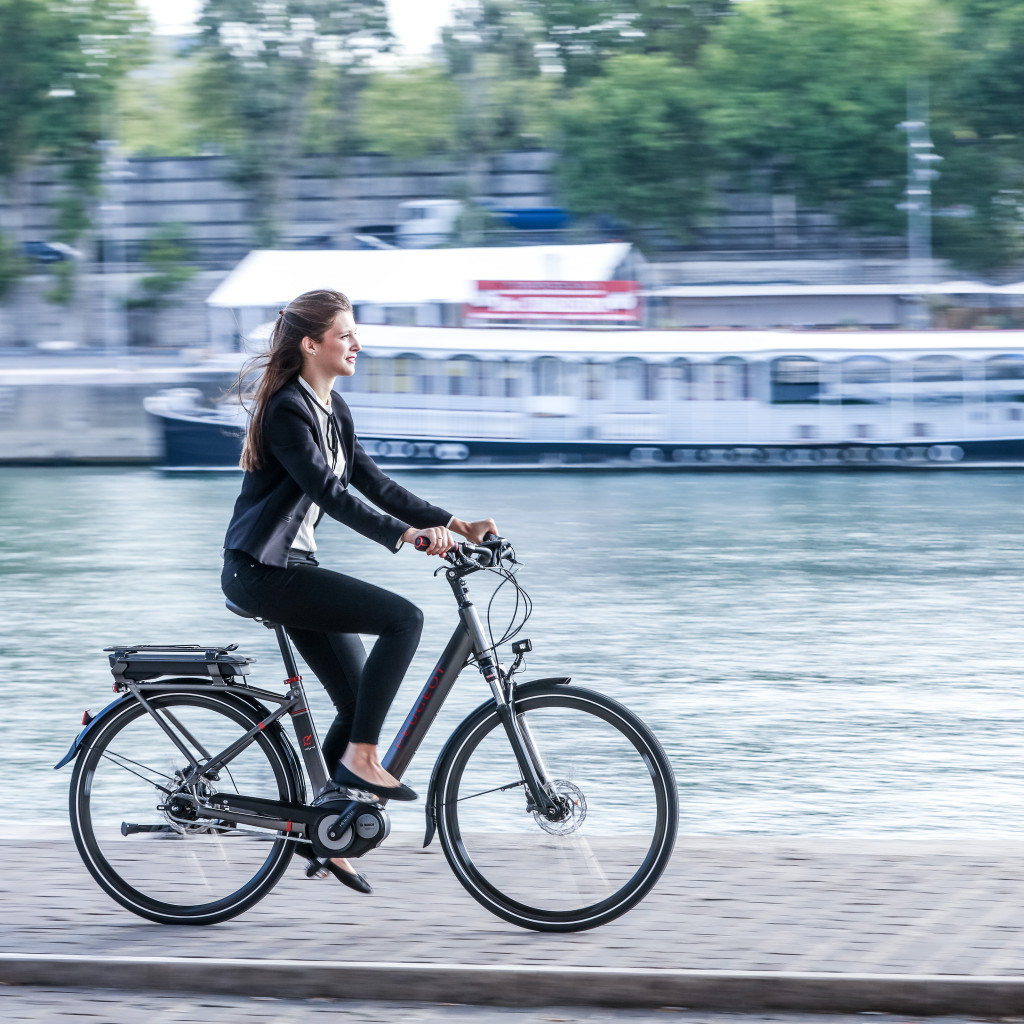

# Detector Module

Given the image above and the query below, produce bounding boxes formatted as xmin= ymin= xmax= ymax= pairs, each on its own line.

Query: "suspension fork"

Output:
xmin=450 ymin=570 xmax=558 ymax=815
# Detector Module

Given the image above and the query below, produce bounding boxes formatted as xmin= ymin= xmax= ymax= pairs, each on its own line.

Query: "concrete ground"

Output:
xmin=4 ymin=834 xmax=1024 ymax=1015
xmin=0 ymin=991 xmax=1002 ymax=1024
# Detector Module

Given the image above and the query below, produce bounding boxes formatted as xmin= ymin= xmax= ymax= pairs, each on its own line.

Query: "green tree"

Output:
xmin=0 ymin=0 xmax=148 ymax=299
xmin=126 ymin=223 xmax=198 ymax=309
xmin=929 ymin=0 xmax=1024 ymax=271
xmin=557 ymin=53 xmax=709 ymax=242
xmin=356 ymin=67 xmax=463 ymax=158
xmin=0 ymin=0 xmax=148 ymax=182
xmin=440 ymin=0 xmax=559 ymax=154
xmin=699 ymin=0 xmax=947 ymax=235
xmin=192 ymin=0 xmax=392 ymax=245
xmin=520 ymin=0 xmax=733 ymax=85
xmin=0 ymin=231 xmax=26 ymax=301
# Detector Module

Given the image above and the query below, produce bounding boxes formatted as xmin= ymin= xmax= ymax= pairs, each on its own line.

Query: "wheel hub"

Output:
xmin=161 ymin=775 xmax=224 ymax=835
xmin=533 ymin=780 xmax=587 ymax=836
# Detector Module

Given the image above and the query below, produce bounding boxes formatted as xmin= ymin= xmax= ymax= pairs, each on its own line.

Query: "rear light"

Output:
xmin=82 ymin=710 xmax=93 ymax=725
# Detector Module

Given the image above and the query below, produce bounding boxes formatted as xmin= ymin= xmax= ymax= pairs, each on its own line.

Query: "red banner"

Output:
xmin=465 ymin=280 xmax=642 ymax=322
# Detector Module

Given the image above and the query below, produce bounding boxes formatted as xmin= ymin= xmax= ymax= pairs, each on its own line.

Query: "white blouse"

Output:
xmin=291 ymin=376 xmax=345 ymax=553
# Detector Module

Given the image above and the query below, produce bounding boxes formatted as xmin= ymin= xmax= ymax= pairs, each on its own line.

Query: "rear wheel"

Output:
xmin=434 ymin=684 xmax=678 ymax=931
xmin=69 ymin=688 xmax=300 ymax=925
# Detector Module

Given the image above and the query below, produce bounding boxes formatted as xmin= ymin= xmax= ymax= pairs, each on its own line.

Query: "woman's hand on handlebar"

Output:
xmin=403 ymin=525 xmax=457 ymax=556
xmin=449 ymin=517 xmax=499 ymax=545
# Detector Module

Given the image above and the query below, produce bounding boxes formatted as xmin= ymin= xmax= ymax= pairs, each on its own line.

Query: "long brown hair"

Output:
xmin=238 ymin=288 xmax=352 ymax=471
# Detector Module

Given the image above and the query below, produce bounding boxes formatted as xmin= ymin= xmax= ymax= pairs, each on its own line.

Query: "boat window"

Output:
xmin=391 ymin=354 xmax=423 ymax=395
xmin=534 ymin=356 xmax=571 ymax=397
xmin=841 ymin=356 xmax=891 ymax=383
xmin=666 ymin=359 xmax=693 ymax=401
xmin=771 ymin=357 xmax=820 ymax=403
xmin=985 ymin=355 xmax=1024 ymax=380
xmin=498 ymin=360 xmax=524 ymax=399
xmin=362 ymin=356 xmax=388 ymax=394
xmin=715 ymin=357 xmax=749 ymax=401
xmin=611 ymin=357 xmax=650 ymax=401
xmin=838 ymin=356 xmax=891 ymax=405
xmin=581 ymin=361 xmax=605 ymax=400
xmin=912 ymin=356 xmax=962 ymax=382
xmin=447 ymin=356 xmax=483 ymax=397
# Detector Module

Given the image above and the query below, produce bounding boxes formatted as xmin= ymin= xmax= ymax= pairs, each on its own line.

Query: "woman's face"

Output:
xmin=313 ymin=310 xmax=360 ymax=377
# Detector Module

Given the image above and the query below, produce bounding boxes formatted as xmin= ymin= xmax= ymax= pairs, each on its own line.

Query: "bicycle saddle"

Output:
xmin=225 ymin=598 xmax=283 ymax=631
xmin=225 ymin=598 xmax=257 ymax=619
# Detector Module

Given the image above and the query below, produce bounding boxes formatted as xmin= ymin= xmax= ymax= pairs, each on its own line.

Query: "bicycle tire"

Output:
xmin=69 ymin=687 xmax=301 ymax=925
xmin=433 ymin=683 xmax=678 ymax=932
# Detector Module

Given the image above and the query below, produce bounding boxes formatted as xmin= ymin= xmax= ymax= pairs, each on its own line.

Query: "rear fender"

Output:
xmin=422 ymin=676 xmax=570 ymax=848
xmin=54 ymin=694 xmax=129 ymax=769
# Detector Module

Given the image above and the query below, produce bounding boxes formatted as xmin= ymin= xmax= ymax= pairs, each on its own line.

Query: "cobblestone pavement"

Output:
xmin=6 ymin=834 xmax=1024 ymax=976
xmin=0 ymin=990 xmax=1001 ymax=1024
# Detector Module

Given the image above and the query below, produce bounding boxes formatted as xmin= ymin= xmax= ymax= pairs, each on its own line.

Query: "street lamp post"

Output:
xmin=897 ymin=77 xmax=942 ymax=328
xmin=97 ymin=137 xmax=131 ymax=351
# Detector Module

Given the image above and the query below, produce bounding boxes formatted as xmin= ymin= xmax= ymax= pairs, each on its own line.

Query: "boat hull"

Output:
xmin=150 ymin=411 xmax=1024 ymax=471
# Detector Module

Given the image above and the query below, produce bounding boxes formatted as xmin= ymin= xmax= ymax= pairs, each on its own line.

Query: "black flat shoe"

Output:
xmin=297 ymin=845 xmax=372 ymax=894
xmin=324 ymin=859 xmax=372 ymax=894
xmin=331 ymin=763 xmax=418 ymax=802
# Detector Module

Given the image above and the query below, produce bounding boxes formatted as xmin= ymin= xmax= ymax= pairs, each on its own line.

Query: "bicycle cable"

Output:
xmin=482 ymin=544 xmax=533 ymax=653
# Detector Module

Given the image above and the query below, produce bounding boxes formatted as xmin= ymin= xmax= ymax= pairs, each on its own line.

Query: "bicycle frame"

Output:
xmin=115 ymin=557 xmax=558 ymax=837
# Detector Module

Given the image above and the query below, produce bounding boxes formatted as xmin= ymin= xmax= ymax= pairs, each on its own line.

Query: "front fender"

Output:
xmin=422 ymin=676 xmax=570 ymax=848
xmin=54 ymin=694 xmax=130 ymax=769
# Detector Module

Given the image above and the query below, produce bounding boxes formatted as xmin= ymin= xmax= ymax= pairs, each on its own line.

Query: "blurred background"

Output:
xmin=3 ymin=1 xmax=1024 ymax=839
xmin=4 ymin=0 xmax=1024 ymax=350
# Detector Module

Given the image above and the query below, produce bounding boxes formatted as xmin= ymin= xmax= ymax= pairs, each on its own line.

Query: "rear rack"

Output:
xmin=105 ymin=644 xmax=253 ymax=684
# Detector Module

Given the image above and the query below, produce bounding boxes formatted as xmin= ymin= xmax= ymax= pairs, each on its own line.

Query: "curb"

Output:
xmin=3 ymin=954 xmax=1024 ymax=1014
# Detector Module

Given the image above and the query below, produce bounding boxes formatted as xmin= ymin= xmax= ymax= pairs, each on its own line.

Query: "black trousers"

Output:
xmin=221 ymin=549 xmax=423 ymax=767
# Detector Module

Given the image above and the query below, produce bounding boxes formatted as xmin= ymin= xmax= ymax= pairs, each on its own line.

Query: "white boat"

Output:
xmin=144 ymin=325 xmax=1024 ymax=470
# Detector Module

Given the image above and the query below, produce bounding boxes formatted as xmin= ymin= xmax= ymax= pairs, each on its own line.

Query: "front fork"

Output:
xmin=458 ymin=599 xmax=558 ymax=816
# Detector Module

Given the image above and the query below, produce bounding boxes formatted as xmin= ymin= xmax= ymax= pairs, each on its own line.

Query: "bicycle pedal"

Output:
xmin=304 ymin=860 xmax=330 ymax=880
xmin=313 ymin=784 xmax=379 ymax=807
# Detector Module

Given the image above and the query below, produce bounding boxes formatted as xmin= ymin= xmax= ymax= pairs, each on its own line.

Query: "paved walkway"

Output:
xmin=0 ymin=991 xmax=989 ymax=1024
xmin=9 ymin=831 xmax=1024 ymax=1015
xmin=5 ymin=833 xmax=1024 ymax=974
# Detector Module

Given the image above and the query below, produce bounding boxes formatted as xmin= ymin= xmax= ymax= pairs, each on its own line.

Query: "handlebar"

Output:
xmin=414 ymin=532 xmax=512 ymax=569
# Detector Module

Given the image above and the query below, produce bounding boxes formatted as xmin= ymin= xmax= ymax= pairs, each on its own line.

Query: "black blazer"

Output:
xmin=223 ymin=379 xmax=451 ymax=567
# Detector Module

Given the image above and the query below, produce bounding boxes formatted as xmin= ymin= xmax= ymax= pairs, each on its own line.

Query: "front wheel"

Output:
xmin=69 ymin=688 xmax=301 ymax=925
xmin=434 ymin=684 xmax=678 ymax=932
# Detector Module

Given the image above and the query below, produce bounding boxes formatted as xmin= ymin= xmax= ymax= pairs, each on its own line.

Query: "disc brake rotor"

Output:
xmin=533 ymin=780 xmax=587 ymax=836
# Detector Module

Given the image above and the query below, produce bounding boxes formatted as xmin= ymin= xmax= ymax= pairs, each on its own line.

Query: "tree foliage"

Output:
xmin=558 ymin=54 xmax=709 ymax=241
xmin=192 ymin=0 xmax=392 ymax=244
xmin=356 ymin=68 xmax=463 ymax=158
xmin=0 ymin=0 xmax=148 ymax=183
xmin=126 ymin=223 xmax=198 ymax=309
xmin=0 ymin=0 xmax=147 ymax=306
xmin=699 ymin=0 xmax=948 ymax=233
xmin=928 ymin=0 xmax=1024 ymax=270
xmin=526 ymin=0 xmax=733 ymax=83
xmin=439 ymin=0 xmax=559 ymax=154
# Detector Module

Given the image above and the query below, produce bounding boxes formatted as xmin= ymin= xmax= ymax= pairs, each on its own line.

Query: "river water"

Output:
xmin=3 ymin=466 xmax=1023 ymax=838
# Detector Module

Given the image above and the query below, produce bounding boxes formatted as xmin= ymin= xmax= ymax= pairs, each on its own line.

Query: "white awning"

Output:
xmin=207 ymin=244 xmax=634 ymax=308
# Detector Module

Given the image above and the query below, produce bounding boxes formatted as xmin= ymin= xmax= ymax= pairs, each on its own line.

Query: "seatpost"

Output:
xmin=274 ymin=624 xmax=301 ymax=681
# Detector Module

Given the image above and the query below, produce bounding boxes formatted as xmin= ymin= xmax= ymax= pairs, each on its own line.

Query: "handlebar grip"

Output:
xmin=413 ymin=535 xmax=431 ymax=551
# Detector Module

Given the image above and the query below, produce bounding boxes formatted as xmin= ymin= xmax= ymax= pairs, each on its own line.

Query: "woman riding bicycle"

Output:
xmin=221 ymin=287 xmax=496 ymax=892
